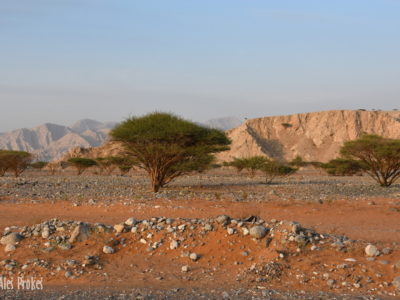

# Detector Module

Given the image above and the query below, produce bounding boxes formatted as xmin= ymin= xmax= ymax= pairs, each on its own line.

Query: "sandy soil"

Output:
xmin=1 ymin=172 xmax=400 ymax=299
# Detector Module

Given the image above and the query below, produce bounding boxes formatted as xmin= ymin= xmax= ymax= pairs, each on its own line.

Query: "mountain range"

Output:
xmin=0 ymin=119 xmax=115 ymax=161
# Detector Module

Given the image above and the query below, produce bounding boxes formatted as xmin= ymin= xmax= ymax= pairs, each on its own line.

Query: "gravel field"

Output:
xmin=1 ymin=169 xmax=400 ymax=204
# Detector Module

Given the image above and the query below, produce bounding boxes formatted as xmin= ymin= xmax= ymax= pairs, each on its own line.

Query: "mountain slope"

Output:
xmin=217 ymin=110 xmax=400 ymax=162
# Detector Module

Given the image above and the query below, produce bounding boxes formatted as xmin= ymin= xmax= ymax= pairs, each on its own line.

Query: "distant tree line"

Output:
xmin=1 ymin=113 xmax=400 ymax=189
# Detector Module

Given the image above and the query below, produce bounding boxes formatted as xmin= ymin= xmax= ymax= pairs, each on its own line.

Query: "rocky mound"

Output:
xmin=1 ymin=216 xmax=399 ymax=297
xmin=218 ymin=110 xmax=400 ymax=162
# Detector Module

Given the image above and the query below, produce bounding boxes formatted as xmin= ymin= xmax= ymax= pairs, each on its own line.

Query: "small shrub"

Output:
xmin=321 ymin=158 xmax=367 ymax=176
xmin=67 ymin=157 xmax=98 ymax=175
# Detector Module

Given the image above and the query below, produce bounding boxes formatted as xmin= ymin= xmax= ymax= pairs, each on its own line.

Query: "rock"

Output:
xmin=0 ymin=232 xmax=23 ymax=246
xmin=204 ymin=224 xmax=213 ymax=231
xmin=344 ymin=258 xmax=357 ymax=262
xmin=227 ymin=228 xmax=235 ymax=235
xmin=4 ymin=244 xmax=16 ymax=252
xmin=189 ymin=253 xmax=199 ymax=261
xmin=249 ymin=226 xmax=268 ymax=239
xmin=125 ymin=217 xmax=137 ymax=226
xmin=181 ymin=265 xmax=190 ymax=272
xmin=170 ymin=240 xmax=179 ymax=250
xmin=242 ymin=228 xmax=249 ymax=236
xmin=69 ymin=223 xmax=90 ymax=243
xmin=392 ymin=276 xmax=400 ymax=290
xmin=64 ymin=271 xmax=73 ymax=278
xmin=113 ymin=224 xmax=125 ymax=233
xmin=41 ymin=228 xmax=50 ymax=239
xmin=215 ymin=215 xmax=230 ymax=224
xmin=382 ymin=247 xmax=392 ymax=255
xmin=365 ymin=244 xmax=378 ymax=257
xmin=327 ymin=279 xmax=336 ymax=287
xmin=103 ymin=246 xmax=115 ymax=254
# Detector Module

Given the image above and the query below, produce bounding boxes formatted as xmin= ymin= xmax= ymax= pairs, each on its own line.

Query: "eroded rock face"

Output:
xmin=217 ymin=110 xmax=400 ymax=162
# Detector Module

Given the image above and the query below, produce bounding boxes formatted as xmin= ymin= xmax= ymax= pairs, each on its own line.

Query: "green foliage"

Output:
xmin=321 ymin=158 xmax=367 ymax=176
xmin=67 ymin=157 xmax=98 ymax=175
xmin=281 ymin=123 xmax=293 ymax=128
xmin=289 ymin=155 xmax=308 ymax=167
xmin=260 ymin=160 xmax=297 ymax=184
xmin=0 ymin=150 xmax=33 ymax=177
xmin=110 ymin=112 xmax=231 ymax=192
xmin=225 ymin=156 xmax=269 ymax=177
xmin=30 ymin=161 xmax=48 ymax=170
xmin=340 ymin=134 xmax=400 ymax=187
xmin=106 ymin=156 xmax=137 ymax=175
xmin=225 ymin=156 xmax=297 ymax=183
xmin=95 ymin=157 xmax=119 ymax=175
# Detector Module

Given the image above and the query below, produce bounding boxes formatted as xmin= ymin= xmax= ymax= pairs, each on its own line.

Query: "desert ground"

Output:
xmin=1 ymin=168 xmax=400 ymax=299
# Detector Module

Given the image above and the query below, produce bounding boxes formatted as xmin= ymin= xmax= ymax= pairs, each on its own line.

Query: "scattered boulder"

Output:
xmin=181 ymin=265 xmax=190 ymax=273
xmin=215 ymin=215 xmax=230 ymax=225
xmin=365 ymin=244 xmax=378 ymax=257
xmin=113 ymin=224 xmax=125 ymax=234
xmin=69 ymin=223 xmax=90 ymax=243
xmin=170 ymin=240 xmax=179 ymax=250
xmin=189 ymin=253 xmax=199 ymax=261
xmin=103 ymin=246 xmax=115 ymax=254
xmin=4 ymin=244 xmax=16 ymax=252
xmin=249 ymin=226 xmax=268 ymax=239
xmin=125 ymin=217 xmax=138 ymax=226
xmin=0 ymin=232 xmax=23 ymax=246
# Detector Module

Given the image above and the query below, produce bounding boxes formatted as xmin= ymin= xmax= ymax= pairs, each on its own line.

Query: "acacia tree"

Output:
xmin=340 ymin=135 xmax=400 ymax=187
xmin=260 ymin=159 xmax=297 ymax=184
xmin=110 ymin=113 xmax=230 ymax=192
xmin=96 ymin=157 xmax=118 ymax=175
xmin=225 ymin=156 xmax=269 ymax=177
xmin=321 ymin=158 xmax=367 ymax=176
xmin=225 ymin=155 xmax=297 ymax=183
xmin=67 ymin=157 xmax=98 ymax=175
xmin=0 ymin=150 xmax=33 ymax=177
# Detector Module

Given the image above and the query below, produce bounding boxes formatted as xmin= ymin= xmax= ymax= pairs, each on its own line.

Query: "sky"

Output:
xmin=1 ymin=0 xmax=400 ymax=131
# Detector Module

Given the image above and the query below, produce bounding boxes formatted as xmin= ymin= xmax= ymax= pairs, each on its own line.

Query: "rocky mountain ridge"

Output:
xmin=0 ymin=119 xmax=114 ymax=161
xmin=217 ymin=110 xmax=400 ymax=162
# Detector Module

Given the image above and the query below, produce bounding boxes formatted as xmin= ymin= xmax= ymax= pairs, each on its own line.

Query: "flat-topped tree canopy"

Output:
xmin=341 ymin=134 xmax=400 ymax=187
xmin=110 ymin=112 xmax=231 ymax=192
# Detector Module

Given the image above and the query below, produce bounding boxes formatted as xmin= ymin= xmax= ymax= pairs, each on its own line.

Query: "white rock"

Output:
xmin=365 ymin=244 xmax=378 ymax=257
xmin=249 ymin=226 xmax=268 ymax=239
xmin=0 ymin=232 xmax=23 ymax=246
xmin=181 ymin=265 xmax=190 ymax=272
xmin=170 ymin=240 xmax=179 ymax=250
xmin=4 ymin=244 xmax=16 ymax=252
xmin=125 ymin=218 xmax=137 ymax=226
xmin=103 ymin=246 xmax=115 ymax=254
xmin=227 ymin=228 xmax=235 ymax=235
xmin=189 ymin=253 xmax=199 ymax=261
xmin=242 ymin=228 xmax=249 ymax=236
xmin=113 ymin=224 xmax=125 ymax=233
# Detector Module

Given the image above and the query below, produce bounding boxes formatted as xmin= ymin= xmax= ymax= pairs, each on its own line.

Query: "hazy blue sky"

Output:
xmin=1 ymin=0 xmax=400 ymax=131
